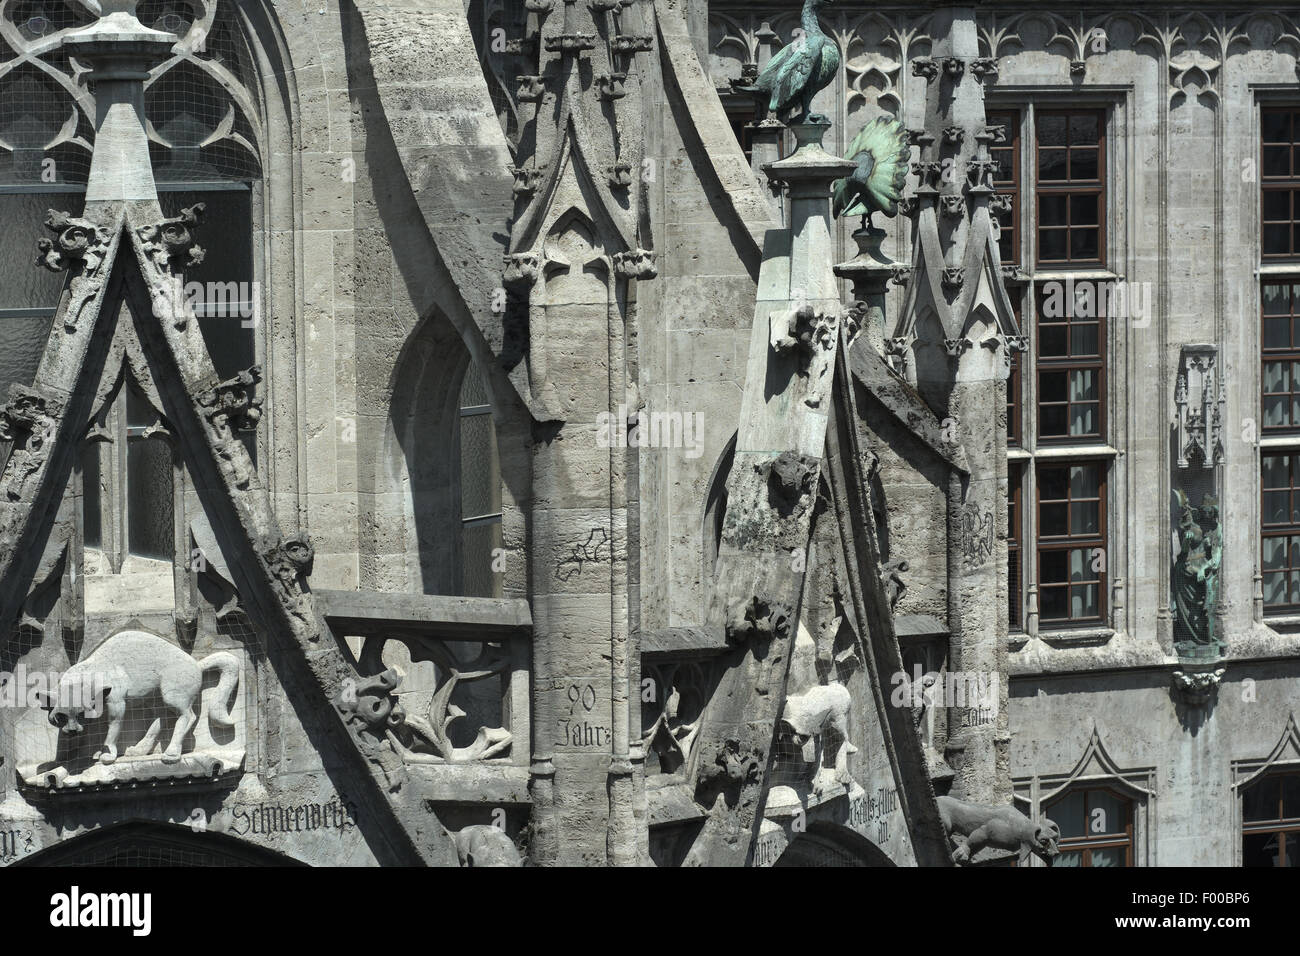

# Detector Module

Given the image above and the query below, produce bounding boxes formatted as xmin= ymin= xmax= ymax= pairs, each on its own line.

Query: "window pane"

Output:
xmin=0 ymin=193 xmax=85 ymax=309
xmin=159 ymin=190 xmax=255 ymax=380
xmin=1245 ymin=776 xmax=1282 ymax=822
xmin=1264 ymin=145 xmax=1291 ymax=178
xmin=1041 ymin=549 xmax=1068 ymax=582
xmin=1071 ymin=501 xmax=1100 ymax=536
xmin=81 ymin=443 xmax=102 ymax=549
xmin=0 ymin=313 xmax=54 ymax=397
xmin=1069 ymin=114 xmax=1100 ymax=145
xmin=1070 ymin=465 xmax=1099 ymax=499
xmin=1070 ymin=227 xmax=1099 ymax=260
xmin=1070 ymin=193 xmax=1099 ymax=225
xmin=1264 ymin=111 xmax=1291 ymax=143
xmin=459 ymin=413 xmax=500 ymax=520
xmin=1243 ymin=831 xmax=1282 ymax=867
xmin=1039 ymin=229 xmax=1067 ymax=260
xmin=1264 ymin=224 xmax=1291 ymax=255
xmin=461 ymin=521 xmax=502 ymax=598
xmin=1089 ymin=845 xmax=1123 ymax=867
xmin=127 ymin=438 xmax=174 ymax=560
xmin=1038 ymin=114 xmax=1067 ymax=147
xmin=1264 ymin=189 xmax=1291 ymax=221
xmin=1040 ymin=194 xmax=1067 ymax=225
xmin=1050 ymin=790 xmax=1087 ymax=839
xmin=1068 ymin=368 xmax=1098 ymax=402
xmin=1071 ymin=150 xmax=1099 ymax=181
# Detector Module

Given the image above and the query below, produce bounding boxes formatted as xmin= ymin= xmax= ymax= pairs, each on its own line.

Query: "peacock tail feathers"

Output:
xmin=836 ymin=115 xmax=912 ymax=218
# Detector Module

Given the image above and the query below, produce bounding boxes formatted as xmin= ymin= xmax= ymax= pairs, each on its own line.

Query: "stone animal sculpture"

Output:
xmin=832 ymin=115 xmax=911 ymax=225
xmin=755 ymin=0 xmax=841 ymax=126
xmin=453 ymin=825 xmax=523 ymax=867
xmin=936 ymin=795 xmax=1061 ymax=865
xmin=779 ymin=683 xmax=857 ymax=782
xmin=38 ymin=630 xmax=240 ymax=765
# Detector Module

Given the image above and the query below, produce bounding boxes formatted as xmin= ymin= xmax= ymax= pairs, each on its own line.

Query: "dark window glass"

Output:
xmin=1035 ymin=109 xmax=1106 ymax=266
xmin=1037 ymin=462 xmax=1105 ymax=624
xmin=1045 ymin=787 xmax=1132 ymax=867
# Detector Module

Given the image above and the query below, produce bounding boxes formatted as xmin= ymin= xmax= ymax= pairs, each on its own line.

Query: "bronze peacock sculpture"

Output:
xmin=755 ymin=0 xmax=841 ymax=126
xmin=832 ymin=115 xmax=911 ymax=228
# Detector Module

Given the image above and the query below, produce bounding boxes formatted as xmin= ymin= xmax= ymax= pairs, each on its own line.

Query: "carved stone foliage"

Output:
xmin=726 ymin=594 xmax=792 ymax=646
xmin=1171 ymin=666 xmax=1225 ymax=708
xmin=694 ymin=736 xmax=762 ymax=809
xmin=137 ymin=203 xmax=206 ymax=272
xmin=641 ymin=659 xmax=715 ymax=775
xmin=36 ymin=209 xmax=112 ymax=330
xmin=196 ymin=366 xmax=263 ymax=490
xmin=263 ymin=535 xmax=315 ymax=630
xmin=0 ymin=385 xmax=60 ymax=502
xmin=344 ymin=636 xmax=515 ymax=765
xmin=20 ymin=629 xmax=245 ymax=791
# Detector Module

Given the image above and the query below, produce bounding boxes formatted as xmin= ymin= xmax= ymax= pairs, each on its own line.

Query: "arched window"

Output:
xmin=1241 ymin=770 xmax=1300 ymax=867
xmin=458 ymin=360 xmax=502 ymax=597
xmin=0 ymin=2 xmax=263 ymax=588
xmin=1045 ymin=786 xmax=1133 ymax=867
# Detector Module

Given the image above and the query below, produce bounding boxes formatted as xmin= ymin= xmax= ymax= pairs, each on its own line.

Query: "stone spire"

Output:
xmin=890 ymin=7 xmax=1018 ymax=806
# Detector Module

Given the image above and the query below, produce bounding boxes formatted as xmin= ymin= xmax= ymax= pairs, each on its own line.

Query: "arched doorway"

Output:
xmin=13 ymin=821 xmax=307 ymax=867
xmin=773 ymin=824 xmax=896 ymax=867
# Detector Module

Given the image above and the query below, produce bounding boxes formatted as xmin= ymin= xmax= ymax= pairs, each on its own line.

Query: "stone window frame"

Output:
xmin=1256 ymin=100 xmax=1300 ymax=624
xmin=1035 ymin=460 xmax=1107 ymax=627
xmin=1260 ymin=449 xmax=1300 ymax=613
xmin=994 ymin=93 xmax=1126 ymax=643
xmin=1230 ymin=714 xmax=1300 ymax=867
xmin=1260 ymin=106 xmax=1300 ymax=260
xmin=1042 ymin=784 xmax=1135 ymax=867
xmin=1014 ymin=723 xmax=1155 ymax=867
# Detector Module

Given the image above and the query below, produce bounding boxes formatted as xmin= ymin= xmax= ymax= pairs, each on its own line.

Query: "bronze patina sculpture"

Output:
xmin=755 ymin=0 xmax=841 ymax=126
xmin=1173 ymin=490 xmax=1223 ymax=655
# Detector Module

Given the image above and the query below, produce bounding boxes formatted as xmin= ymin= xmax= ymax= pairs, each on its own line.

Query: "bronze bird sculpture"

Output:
xmin=832 ymin=115 xmax=911 ymax=228
xmin=755 ymin=0 xmax=841 ymax=126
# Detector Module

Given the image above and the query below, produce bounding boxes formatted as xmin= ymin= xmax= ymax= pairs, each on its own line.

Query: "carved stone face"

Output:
xmin=1033 ymin=820 xmax=1062 ymax=863
xmin=36 ymin=679 xmax=107 ymax=734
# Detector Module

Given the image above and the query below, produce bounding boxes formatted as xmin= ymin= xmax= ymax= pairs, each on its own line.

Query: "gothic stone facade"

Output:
xmin=0 ymin=0 xmax=1294 ymax=867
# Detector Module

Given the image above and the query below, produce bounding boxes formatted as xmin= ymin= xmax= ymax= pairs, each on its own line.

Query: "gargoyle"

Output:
xmin=937 ymin=795 xmax=1061 ymax=865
